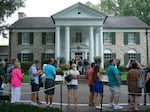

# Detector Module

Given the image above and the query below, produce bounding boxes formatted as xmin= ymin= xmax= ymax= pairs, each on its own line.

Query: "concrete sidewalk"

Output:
xmin=3 ymin=83 xmax=150 ymax=111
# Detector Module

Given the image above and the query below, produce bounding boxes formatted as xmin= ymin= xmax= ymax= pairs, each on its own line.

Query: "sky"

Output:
xmin=0 ymin=0 xmax=100 ymax=45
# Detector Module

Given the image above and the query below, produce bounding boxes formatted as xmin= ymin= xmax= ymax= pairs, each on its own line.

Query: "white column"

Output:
xmin=95 ymin=33 xmax=99 ymax=56
xmin=89 ymin=26 xmax=94 ymax=63
xmin=55 ymin=26 xmax=60 ymax=60
xmin=99 ymin=27 xmax=104 ymax=69
xmin=65 ymin=26 xmax=70 ymax=64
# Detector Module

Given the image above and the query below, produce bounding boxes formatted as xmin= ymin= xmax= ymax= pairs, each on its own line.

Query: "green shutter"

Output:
xmin=111 ymin=32 xmax=115 ymax=45
xmin=42 ymin=33 xmax=46 ymax=44
xmin=135 ymin=32 xmax=140 ymax=44
xmin=124 ymin=32 xmax=128 ymax=45
xmin=17 ymin=53 xmax=21 ymax=62
xmin=18 ymin=33 xmax=22 ymax=45
xmin=29 ymin=53 xmax=33 ymax=62
xmin=124 ymin=53 xmax=129 ymax=65
xmin=30 ymin=33 xmax=33 ymax=45
xmin=135 ymin=53 xmax=141 ymax=63
xmin=111 ymin=53 xmax=116 ymax=59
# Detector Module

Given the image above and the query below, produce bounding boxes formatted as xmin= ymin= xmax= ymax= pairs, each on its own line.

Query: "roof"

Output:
xmin=9 ymin=17 xmax=55 ymax=29
xmin=104 ymin=16 xmax=149 ymax=29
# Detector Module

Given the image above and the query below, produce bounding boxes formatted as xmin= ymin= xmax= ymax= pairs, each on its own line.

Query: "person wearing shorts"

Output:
xmin=29 ymin=60 xmax=42 ymax=106
xmin=66 ymin=64 xmax=80 ymax=107
xmin=43 ymin=58 xmax=56 ymax=107
xmin=107 ymin=59 xmax=123 ymax=110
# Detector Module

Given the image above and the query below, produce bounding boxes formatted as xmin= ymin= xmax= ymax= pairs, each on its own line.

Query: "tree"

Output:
xmin=86 ymin=0 xmax=150 ymax=25
xmin=0 ymin=0 xmax=25 ymax=38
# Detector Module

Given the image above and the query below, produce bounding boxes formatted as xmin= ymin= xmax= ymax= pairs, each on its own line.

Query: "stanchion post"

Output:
xmin=60 ymin=82 xmax=63 ymax=112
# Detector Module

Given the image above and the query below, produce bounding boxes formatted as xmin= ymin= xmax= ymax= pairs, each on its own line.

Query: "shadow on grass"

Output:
xmin=0 ymin=103 xmax=61 ymax=112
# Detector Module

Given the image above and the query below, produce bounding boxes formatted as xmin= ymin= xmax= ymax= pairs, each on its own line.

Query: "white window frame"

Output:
xmin=104 ymin=49 xmax=112 ymax=60
xmin=22 ymin=32 xmax=30 ymax=45
xmin=45 ymin=32 xmax=55 ymax=45
xmin=21 ymin=50 xmax=30 ymax=62
xmin=104 ymin=32 xmax=111 ymax=44
xmin=128 ymin=32 xmax=136 ymax=44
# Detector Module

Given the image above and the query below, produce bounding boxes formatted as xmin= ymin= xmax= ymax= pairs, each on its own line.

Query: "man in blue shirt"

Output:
xmin=44 ymin=58 xmax=56 ymax=107
xmin=107 ymin=58 xmax=123 ymax=110
xmin=29 ymin=60 xmax=42 ymax=106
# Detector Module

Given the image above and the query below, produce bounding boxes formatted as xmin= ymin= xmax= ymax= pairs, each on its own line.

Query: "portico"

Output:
xmin=53 ymin=2 xmax=106 ymax=68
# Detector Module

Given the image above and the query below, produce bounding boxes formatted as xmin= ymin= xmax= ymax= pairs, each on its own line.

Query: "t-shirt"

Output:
xmin=107 ymin=65 xmax=122 ymax=87
xmin=86 ymin=68 xmax=94 ymax=85
xmin=29 ymin=65 xmax=39 ymax=84
xmin=67 ymin=69 xmax=80 ymax=85
xmin=44 ymin=64 xmax=56 ymax=80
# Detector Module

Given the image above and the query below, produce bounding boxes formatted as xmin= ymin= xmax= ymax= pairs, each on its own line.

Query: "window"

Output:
xmin=128 ymin=33 xmax=136 ymax=44
xmin=22 ymin=33 xmax=30 ymax=44
xmin=76 ymin=32 xmax=82 ymax=43
xmin=42 ymin=32 xmax=55 ymax=44
xmin=18 ymin=32 xmax=33 ymax=45
xmin=21 ymin=53 xmax=30 ymax=61
xmin=124 ymin=32 xmax=140 ymax=45
xmin=18 ymin=50 xmax=33 ymax=62
xmin=104 ymin=49 xmax=112 ymax=60
xmin=103 ymin=32 xmax=115 ymax=44
xmin=124 ymin=49 xmax=141 ymax=65
xmin=104 ymin=32 xmax=111 ymax=44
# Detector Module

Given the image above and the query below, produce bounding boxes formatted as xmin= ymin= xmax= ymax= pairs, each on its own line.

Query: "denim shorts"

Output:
xmin=67 ymin=85 xmax=78 ymax=89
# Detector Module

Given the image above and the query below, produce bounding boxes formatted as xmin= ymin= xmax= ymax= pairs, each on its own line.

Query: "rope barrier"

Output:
xmin=1 ymin=82 xmax=150 ymax=96
xmin=0 ymin=83 xmax=62 ymax=95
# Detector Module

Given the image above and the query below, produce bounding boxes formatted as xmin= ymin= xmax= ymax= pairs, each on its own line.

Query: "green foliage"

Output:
xmin=0 ymin=103 xmax=61 ymax=112
xmin=0 ymin=0 xmax=25 ymax=21
xmin=21 ymin=62 xmax=32 ymax=73
xmin=94 ymin=56 xmax=101 ymax=64
xmin=85 ymin=0 xmax=150 ymax=25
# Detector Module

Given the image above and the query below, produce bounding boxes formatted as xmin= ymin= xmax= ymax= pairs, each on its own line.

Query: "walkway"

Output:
xmin=2 ymin=83 xmax=150 ymax=112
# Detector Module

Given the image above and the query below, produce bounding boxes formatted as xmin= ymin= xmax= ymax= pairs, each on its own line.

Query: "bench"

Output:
xmin=0 ymin=95 xmax=10 ymax=103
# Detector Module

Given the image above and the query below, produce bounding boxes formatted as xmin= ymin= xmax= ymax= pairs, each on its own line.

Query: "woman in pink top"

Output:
xmin=11 ymin=62 xmax=23 ymax=103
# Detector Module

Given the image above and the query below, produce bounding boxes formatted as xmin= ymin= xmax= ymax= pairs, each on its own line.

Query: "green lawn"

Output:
xmin=0 ymin=103 xmax=60 ymax=112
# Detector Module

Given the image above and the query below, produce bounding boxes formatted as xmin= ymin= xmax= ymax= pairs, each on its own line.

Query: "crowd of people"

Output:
xmin=1 ymin=57 xmax=150 ymax=111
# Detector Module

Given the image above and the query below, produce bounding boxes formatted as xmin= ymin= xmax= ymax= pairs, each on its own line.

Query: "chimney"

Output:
xmin=18 ymin=12 xmax=26 ymax=19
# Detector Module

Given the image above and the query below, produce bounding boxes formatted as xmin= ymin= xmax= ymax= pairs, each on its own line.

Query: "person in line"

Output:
xmin=11 ymin=62 xmax=23 ymax=103
xmin=86 ymin=62 xmax=96 ymax=106
xmin=44 ymin=58 xmax=56 ymax=107
xmin=66 ymin=64 xmax=80 ymax=107
xmin=127 ymin=62 xmax=142 ymax=111
xmin=0 ymin=61 xmax=7 ymax=95
xmin=7 ymin=58 xmax=18 ymax=100
xmin=144 ymin=65 xmax=150 ymax=105
xmin=29 ymin=60 xmax=42 ymax=106
xmin=92 ymin=65 xmax=103 ymax=109
xmin=107 ymin=58 xmax=123 ymax=109
xmin=83 ymin=59 xmax=89 ymax=75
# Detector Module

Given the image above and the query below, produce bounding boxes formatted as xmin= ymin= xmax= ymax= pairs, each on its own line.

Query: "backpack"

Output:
xmin=137 ymin=69 xmax=145 ymax=88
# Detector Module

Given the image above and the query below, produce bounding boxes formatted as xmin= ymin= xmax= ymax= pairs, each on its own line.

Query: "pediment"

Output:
xmin=52 ymin=2 xmax=106 ymax=20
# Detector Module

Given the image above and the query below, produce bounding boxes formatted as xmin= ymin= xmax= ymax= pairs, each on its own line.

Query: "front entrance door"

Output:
xmin=75 ymin=52 xmax=83 ymax=60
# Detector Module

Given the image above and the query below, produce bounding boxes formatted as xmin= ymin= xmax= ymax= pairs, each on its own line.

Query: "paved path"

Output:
xmin=3 ymin=83 xmax=150 ymax=112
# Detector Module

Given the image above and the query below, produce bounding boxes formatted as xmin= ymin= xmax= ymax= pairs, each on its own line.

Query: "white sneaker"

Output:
xmin=114 ymin=105 xmax=123 ymax=109
xmin=108 ymin=103 xmax=114 ymax=108
xmin=30 ymin=102 xmax=37 ymax=106
xmin=95 ymin=106 xmax=102 ymax=109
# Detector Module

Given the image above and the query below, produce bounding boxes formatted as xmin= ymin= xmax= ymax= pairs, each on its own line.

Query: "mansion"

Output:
xmin=9 ymin=2 xmax=150 ymax=68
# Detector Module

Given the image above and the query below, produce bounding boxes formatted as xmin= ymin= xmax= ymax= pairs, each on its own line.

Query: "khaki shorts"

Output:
xmin=109 ymin=86 xmax=121 ymax=97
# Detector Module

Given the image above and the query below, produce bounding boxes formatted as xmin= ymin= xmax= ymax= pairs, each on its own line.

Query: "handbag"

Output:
xmin=65 ymin=71 xmax=73 ymax=82
xmin=137 ymin=70 xmax=145 ymax=88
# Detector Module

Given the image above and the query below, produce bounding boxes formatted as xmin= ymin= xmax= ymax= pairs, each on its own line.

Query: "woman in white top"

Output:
xmin=66 ymin=64 xmax=80 ymax=107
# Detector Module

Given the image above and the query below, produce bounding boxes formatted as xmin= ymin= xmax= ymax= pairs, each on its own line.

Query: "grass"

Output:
xmin=0 ymin=103 xmax=61 ymax=112
xmin=22 ymin=72 xmax=128 ymax=83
